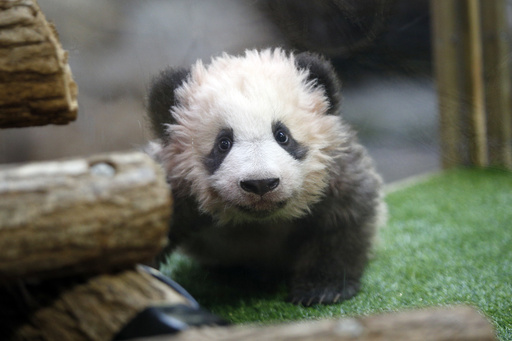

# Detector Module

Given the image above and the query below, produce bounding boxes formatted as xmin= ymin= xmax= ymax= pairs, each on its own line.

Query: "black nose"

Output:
xmin=240 ymin=178 xmax=280 ymax=196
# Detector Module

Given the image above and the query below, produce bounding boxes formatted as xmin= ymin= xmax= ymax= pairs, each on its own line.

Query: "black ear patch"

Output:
xmin=147 ymin=68 xmax=190 ymax=142
xmin=294 ymin=52 xmax=342 ymax=115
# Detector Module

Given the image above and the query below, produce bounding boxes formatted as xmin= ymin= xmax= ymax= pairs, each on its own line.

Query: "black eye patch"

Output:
xmin=203 ymin=128 xmax=234 ymax=174
xmin=272 ymin=121 xmax=308 ymax=161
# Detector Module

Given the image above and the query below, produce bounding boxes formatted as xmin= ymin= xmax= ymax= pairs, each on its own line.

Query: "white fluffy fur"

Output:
xmin=157 ymin=48 xmax=350 ymax=224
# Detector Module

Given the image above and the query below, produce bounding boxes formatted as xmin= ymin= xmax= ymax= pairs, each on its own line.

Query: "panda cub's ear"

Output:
xmin=294 ymin=52 xmax=342 ymax=116
xmin=147 ymin=68 xmax=190 ymax=142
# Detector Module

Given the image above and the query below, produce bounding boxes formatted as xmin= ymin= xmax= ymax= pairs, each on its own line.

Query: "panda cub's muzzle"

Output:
xmin=206 ymin=123 xmax=303 ymax=218
xmin=236 ymin=177 xmax=287 ymax=215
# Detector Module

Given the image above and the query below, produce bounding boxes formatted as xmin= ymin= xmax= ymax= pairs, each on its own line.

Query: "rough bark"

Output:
xmin=0 ymin=151 xmax=171 ymax=282
xmin=0 ymin=0 xmax=78 ymax=128
xmin=2 ymin=267 xmax=190 ymax=341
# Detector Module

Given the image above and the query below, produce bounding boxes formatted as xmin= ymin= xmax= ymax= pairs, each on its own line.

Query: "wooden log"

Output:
xmin=430 ymin=0 xmax=466 ymax=168
xmin=155 ymin=306 xmax=495 ymax=341
xmin=481 ymin=0 xmax=512 ymax=169
xmin=431 ymin=0 xmax=512 ymax=170
xmin=1 ymin=266 xmax=191 ymax=341
xmin=0 ymin=151 xmax=171 ymax=282
xmin=464 ymin=0 xmax=488 ymax=167
xmin=0 ymin=0 xmax=77 ymax=128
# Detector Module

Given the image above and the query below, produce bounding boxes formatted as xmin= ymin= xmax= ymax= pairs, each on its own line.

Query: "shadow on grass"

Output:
xmin=159 ymin=253 xmax=289 ymax=310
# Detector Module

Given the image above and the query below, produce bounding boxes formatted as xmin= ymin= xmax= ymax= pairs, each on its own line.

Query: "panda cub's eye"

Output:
xmin=274 ymin=129 xmax=289 ymax=144
xmin=218 ymin=137 xmax=232 ymax=152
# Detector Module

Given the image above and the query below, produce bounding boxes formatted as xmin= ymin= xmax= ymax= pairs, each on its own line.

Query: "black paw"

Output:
xmin=288 ymin=281 xmax=360 ymax=306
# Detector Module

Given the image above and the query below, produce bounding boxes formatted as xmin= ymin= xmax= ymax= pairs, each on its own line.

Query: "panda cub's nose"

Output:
xmin=240 ymin=178 xmax=280 ymax=196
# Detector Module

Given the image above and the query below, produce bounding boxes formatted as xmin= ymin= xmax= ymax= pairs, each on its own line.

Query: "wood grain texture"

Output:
xmin=0 ymin=0 xmax=77 ymax=127
xmin=2 ymin=267 xmax=190 ymax=341
xmin=0 ymin=151 xmax=171 ymax=281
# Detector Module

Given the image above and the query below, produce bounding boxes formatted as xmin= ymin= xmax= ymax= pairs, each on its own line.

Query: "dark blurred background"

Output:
xmin=0 ymin=0 xmax=447 ymax=182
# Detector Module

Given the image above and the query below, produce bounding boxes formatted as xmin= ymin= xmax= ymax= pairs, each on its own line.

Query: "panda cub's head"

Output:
xmin=148 ymin=48 xmax=349 ymax=224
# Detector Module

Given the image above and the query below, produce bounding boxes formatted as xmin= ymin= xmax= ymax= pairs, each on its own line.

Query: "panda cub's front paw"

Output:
xmin=288 ymin=281 xmax=360 ymax=306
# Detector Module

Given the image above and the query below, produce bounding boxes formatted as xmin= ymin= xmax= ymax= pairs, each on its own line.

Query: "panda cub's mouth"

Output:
xmin=236 ymin=200 xmax=287 ymax=217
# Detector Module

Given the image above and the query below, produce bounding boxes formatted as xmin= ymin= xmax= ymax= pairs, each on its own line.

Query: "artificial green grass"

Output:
xmin=160 ymin=168 xmax=512 ymax=340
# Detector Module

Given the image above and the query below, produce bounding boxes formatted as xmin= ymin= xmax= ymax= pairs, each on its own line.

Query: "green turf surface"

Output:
xmin=160 ymin=168 xmax=512 ymax=340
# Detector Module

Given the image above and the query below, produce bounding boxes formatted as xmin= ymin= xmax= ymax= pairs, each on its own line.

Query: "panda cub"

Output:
xmin=146 ymin=48 xmax=386 ymax=306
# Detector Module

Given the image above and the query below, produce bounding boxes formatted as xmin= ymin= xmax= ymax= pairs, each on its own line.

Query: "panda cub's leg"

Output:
xmin=288 ymin=222 xmax=371 ymax=306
